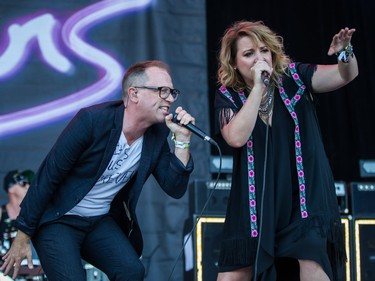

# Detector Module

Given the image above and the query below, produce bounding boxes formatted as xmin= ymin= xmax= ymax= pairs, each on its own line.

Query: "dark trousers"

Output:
xmin=32 ymin=214 xmax=144 ymax=281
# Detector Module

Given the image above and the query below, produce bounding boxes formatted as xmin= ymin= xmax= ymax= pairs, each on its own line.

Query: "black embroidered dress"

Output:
xmin=214 ymin=63 xmax=345 ymax=281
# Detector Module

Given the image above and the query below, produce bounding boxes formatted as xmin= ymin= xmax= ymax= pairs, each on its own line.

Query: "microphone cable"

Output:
xmin=167 ymin=141 xmax=222 ymax=281
xmin=253 ymin=86 xmax=272 ymax=280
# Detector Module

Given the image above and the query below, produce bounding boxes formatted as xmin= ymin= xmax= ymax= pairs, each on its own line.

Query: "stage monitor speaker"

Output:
xmin=192 ymin=215 xmax=352 ymax=281
xmin=194 ymin=215 xmax=225 ymax=281
xmin=341 ymin=216 xmax=352 ymax=281
xmin=353 ymin=219 xmax=375 ymax=281
xmin=189 ymin=180 xmax=230 ymax=215
xmin=350 ymin=182 xmax=375 ymax=217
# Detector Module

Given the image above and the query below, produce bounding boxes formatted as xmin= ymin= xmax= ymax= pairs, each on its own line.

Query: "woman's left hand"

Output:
xmin=327 ymin=27 xmax=356 ymax=56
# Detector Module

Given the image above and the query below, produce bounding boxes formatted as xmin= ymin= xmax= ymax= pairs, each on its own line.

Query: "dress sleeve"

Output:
xmin=295 ymin=62 xmax=317 ymax=94
xmin=214 ymin=88 xmax=239 ymax=133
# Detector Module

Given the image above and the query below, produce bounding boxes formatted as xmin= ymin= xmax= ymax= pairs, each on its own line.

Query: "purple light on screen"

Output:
xmin=0 ymin=0 xmax=152 ymax=138
xmin=0 ymin=14 xmax=72 ymax=78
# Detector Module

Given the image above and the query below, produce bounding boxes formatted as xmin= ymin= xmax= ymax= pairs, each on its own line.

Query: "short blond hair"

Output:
xmin=122 ymin=60 xmax=170 ymax=100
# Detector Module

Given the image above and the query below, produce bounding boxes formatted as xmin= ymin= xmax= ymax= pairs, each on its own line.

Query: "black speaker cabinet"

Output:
xmin=350 ymin=182 xmax=375 ymax=217
xmin=353 ymin=219 xmax=375 ymax=281
xmin=194 ymin=215 xmax=225 ymax=281
xmin=341 ymin=216 xmax=352 ymax=281
xmin=335 ymin=181 xmax=349 ymax=214
xmin=192 ymin=215 xmax=352 ymax=281
xmin=189 ymin=180 xmax=230 ymax=215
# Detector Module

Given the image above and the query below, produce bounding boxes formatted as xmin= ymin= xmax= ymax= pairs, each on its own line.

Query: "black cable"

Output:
xmin=167 ymin=142 xmax=222 ymax=281
xmin=253 ymin=90 xmax=272 ymax=280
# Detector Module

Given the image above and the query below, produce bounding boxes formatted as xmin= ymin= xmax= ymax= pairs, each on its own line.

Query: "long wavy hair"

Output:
xmin=217 ymin=21 xmax=291 ymax=91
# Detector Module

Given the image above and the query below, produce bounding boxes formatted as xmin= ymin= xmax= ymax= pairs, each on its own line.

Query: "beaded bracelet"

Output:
xmin=171 ymin=133 xmax=190 ymax=149
xmin=337 ymin=44 xmax=354 ymax=63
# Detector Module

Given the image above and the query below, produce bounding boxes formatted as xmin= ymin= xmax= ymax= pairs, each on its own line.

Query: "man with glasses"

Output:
xmin=1 ymin=60 xmax=195 ymax=281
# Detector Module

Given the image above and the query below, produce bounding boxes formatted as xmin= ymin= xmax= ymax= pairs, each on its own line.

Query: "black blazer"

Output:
xmin=15 ymin=100 xmax=193 ymax=255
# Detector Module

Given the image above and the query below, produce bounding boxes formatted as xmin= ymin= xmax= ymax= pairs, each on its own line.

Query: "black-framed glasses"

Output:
xmin=134 ymin=86 xmax=180 ymax=100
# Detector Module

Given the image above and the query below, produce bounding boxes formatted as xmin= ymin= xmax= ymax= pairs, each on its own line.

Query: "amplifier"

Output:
xmin=189 ymin=180 xmax=348 ymax=215
xmin=193 ymin=215 xmax=225 ymax=281
xmin=335 ymin=181 xmax=349 ymax=214
xmin=190 ymin=215 xmax=352 ymax=281
xmin=189 ymin=180 xmax=230 ymax=215
xmin=351 ymin=182 xmax=375 ymax=217
xmin=341 ymin=216 xmax=353 ymax=281
xmin=353 ymin=219 xmax=375 ymax=281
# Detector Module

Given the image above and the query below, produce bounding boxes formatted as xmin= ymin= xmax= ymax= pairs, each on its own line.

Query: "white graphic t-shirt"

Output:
xmin=67 ymin=133 xmax=143 ymax=217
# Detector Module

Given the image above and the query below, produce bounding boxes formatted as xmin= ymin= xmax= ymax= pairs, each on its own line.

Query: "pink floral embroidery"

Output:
xmin=277 ymin=63 xmax=309 ymax=219
xmin=219 ymin=86 xmax=227 ymax=93
xmin=220 ymin=87 xmax=260 ymax=235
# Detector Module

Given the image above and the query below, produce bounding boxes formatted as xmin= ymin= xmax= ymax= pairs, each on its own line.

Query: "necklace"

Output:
xmin=258 ymin=83 xmax=274 ymax=117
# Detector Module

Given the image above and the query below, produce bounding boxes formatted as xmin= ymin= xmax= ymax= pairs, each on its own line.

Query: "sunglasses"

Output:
xmin=12 ymin=174 xmax=30 ymax=187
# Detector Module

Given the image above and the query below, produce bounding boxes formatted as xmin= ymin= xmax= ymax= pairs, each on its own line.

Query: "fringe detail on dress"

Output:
xmin=294 ymin=215 xmax=346 ymax=281
xmin=218 ymin=216 xmax=345 ymax=280
xmin=218 ymin=237 xmax=257 ymax=266
xmin=327 ymin=218 xmax=347 ymax=281
xmin=218 ymin=108 xmax=236 ymax=129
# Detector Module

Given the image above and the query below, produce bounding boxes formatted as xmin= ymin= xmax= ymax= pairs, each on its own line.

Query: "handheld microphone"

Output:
xmin=172 ymin=113 xmax=217 ymax=146
xmin=261 ymin=71 xmax=270 ymax=86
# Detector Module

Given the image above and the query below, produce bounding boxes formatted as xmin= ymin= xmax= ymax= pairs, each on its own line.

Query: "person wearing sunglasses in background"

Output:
xmin=1 ymin=170 xmax=35 ymax=256
xmin=1 ymin=60 xmax=195 ymax=281
xmin=0 ymin=170 xmax=45 ymax=281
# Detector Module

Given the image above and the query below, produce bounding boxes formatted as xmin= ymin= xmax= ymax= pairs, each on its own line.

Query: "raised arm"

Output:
xmin=312 ymin=27 xmax=359 ymax=93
